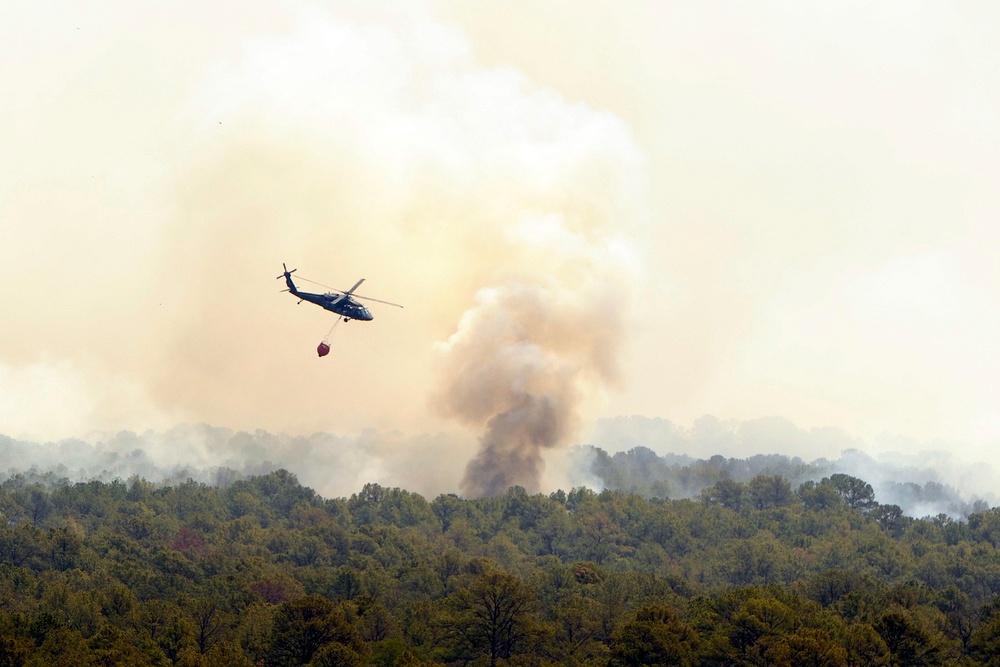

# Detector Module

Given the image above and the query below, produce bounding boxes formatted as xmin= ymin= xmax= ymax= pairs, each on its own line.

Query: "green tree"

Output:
xmin=187 ymin=596 xmax=229 ymax=655
xmin=548 ymin=593 xmax=607 ymax=664
xmin=729 ymin=596 xmax=797 ymax=656
xmin=444 ymin=570 xmax=541 ymax=667
xmin=747 ymin=475 xmax=796 ymax=510
xmin=802 ymin=570 xmax=868 ymax=607
xmin=871 ymin=504 xmax=908 ymax=536
xmin=579 ymin=511 xmax=629 ymax=564
xmin=0 ymin=635 xmax=32 ymax=667
xmin=139 ymin=599 xmax=195 ymax=663
xmin=247 ymin=469 xmax=317 ymax=516
xmin=798 ymin=481 xmax=844 ymax=512
xmin=873 ymin=608 xmax=950 ymax=666
xmin=267 ymin=595 xmax=365 ymax=667
xmin=431 ymin=494 xmax=472 ymax=533
xmin=702 ymin=479 xmax=745 ymax=511
xmin=202 ymin=639 xmax=255 ymax=667
xmin=36 ymin=627 xmax=96 ymax=667
xmin=843 ymin=623 xmax=889 ymax=667
xmin=88 ymin=625 xmax=160 ymax=666
xmin=608 ymin=605 xmax=700 ymax=667
xmin=827 ymin=475 xmax=877 ymax=512
xmin=783 ymin=628 xmax=847 ymax=667
xmin=0 ymin=523 xmax=47 ymax=569
xmin=969 ymin=611 xmax=1000 ymax=666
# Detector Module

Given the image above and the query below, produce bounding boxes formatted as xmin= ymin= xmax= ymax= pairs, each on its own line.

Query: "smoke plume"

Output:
xmin=434 ymin=282 xmax=603 ymax=496
xmin=433 ymin=217 xmax=641 ymax=498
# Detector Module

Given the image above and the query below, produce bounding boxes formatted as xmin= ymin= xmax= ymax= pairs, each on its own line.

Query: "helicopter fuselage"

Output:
xmin=279 ymin=265 xmax=398 ymax=323
xmin=282 ymin=271 xmax=373 ymax=320
xmin=294 ymin=290 xmax=373 ymax=321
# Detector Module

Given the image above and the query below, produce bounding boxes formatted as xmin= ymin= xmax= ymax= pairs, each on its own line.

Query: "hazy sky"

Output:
xmin=3 ymin=1 xmax=999 ymax=470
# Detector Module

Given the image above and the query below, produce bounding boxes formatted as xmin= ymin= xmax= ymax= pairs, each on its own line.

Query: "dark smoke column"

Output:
xmin=433 ymin=279 xmax=626 ymax=498
xmin=463 ymin=393 xmax=569 ymax=497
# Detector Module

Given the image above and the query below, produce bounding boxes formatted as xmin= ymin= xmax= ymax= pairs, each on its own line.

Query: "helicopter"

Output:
xmin=277 ymin=263 xmax=402 ymax=322
xmin=277 ymin=263 xmax=402 ymax=356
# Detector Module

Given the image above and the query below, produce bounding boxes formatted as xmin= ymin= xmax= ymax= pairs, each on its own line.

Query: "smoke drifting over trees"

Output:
xmin=586 ymin=415 xmax=998 ymax=518
xmin=6 ymin=2 xmax=1000 ymax=511
xmin=5 ymin=2 xmax=1000 ymax=515
xmin=1 ymin=417 xmax=992 ymax=519
xmin=0 ymin=425 xmax=473 ymax=502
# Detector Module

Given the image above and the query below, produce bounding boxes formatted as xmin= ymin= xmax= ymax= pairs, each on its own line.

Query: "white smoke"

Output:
xmin=0 ymin=424 xmax=475 ymax=500
xmin=2 ymin=3 xmax=647 ymax=493
xmin=0 ymin=360 xmax=184 ymax=442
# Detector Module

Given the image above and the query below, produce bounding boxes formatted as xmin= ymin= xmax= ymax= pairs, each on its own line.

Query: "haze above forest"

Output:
xmin=4 ymin=2 xmax=1000 ymax=490
xmin=2 ymin=414 xmax=993 ymax=520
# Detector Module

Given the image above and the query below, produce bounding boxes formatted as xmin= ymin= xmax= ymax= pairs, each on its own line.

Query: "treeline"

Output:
xmin=4 ymin=470 xmax=1000 ymax=664
xmin=588 ymin=445 xmax=991 ymax=518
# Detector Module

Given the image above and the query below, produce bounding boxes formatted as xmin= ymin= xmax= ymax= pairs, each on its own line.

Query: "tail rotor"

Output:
xmin=277 ymin=263 xmax=300 ymax=294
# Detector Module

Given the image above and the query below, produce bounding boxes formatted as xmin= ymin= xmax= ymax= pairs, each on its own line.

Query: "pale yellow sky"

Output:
xmin=2 ymin=1 xmax=999 ymax=469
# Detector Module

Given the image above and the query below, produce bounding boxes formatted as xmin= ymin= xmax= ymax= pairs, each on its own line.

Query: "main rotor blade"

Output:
xmin=353 ymin=293 xmax=404 ymax=308
xmin=279 ymin=271 xmax=399 ymax=307
xmin=344 ymin=278 xmax=365 ymax=295
xmin=294 ymin=275 xmax=336 ymax=290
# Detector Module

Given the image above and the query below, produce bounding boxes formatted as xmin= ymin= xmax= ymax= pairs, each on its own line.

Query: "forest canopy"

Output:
xmin=1 ymin=451 xmax=1000 ymax=665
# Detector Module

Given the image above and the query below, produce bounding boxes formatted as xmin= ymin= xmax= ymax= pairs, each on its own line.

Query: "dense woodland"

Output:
xmin=3 ymin=451 xmax=1000 ymax=665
